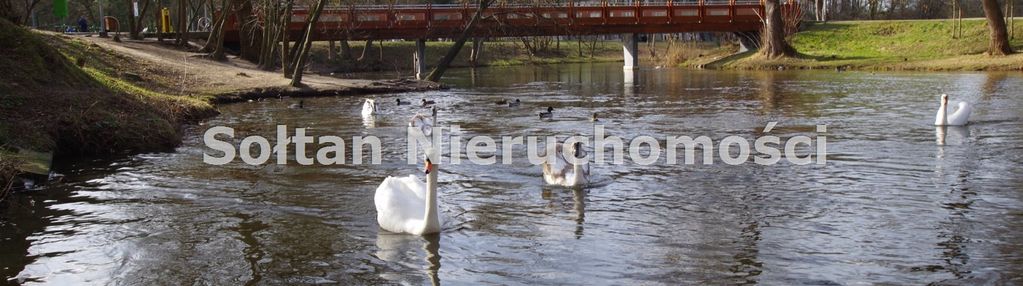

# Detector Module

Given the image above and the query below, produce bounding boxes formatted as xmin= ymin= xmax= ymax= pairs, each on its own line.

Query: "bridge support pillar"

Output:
xmin=734 ymin=31 xmax=761 ymax=53
xmin=414 ymin=39 xmax=427 ymax=80
xmin=622 ymin=33 xmax=639 ymax=70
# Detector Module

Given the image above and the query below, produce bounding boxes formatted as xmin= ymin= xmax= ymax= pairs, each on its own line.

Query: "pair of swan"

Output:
xmin=374 ymin=114 xmax=589 ymax=235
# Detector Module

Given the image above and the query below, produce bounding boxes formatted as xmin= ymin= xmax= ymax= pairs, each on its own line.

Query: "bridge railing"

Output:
xmin=229 ymin=1 xmax=768 ymax=41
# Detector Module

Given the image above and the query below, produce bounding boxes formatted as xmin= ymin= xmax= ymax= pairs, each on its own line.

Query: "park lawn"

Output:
xmin=724 ymin=18 xmax=1023 ymax=71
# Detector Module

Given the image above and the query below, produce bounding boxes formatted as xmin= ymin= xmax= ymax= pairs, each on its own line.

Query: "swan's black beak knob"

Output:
xmin=424 ymin=158 xmax=433 ymax=174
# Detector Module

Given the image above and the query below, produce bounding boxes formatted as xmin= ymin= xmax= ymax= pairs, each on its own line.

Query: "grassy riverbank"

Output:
xmin=718 ymin=18 xmax=1023 ymax=71
xmin=0 ymin=18 xmax=216 ymax=154
xmin=0 ymin=19 xmax=439 ymax=196
xmin=0 ymin=18 xmax=217 ymax=194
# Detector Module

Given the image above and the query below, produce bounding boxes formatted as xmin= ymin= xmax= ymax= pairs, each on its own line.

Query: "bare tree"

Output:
xmin=202 ymin=0 xmax=229 ymax=52
xmin=425 ymin=0 xmax=496 ymax=82
xmin=231 ymin=0 xmax=262 ymax=61
xmin=290 ymin=0 xmax=328 ymax=86
xmin=20 ymin=0 xmax=40 ymax=25
xmin=211 ymin=0 xmax=232 ymax=60
xmin=814 ymin=0 xmax=827 ymax=21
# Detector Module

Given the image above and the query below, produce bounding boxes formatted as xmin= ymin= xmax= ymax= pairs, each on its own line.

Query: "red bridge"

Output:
xmin=224 ymin=1 xmax=771 ymax=78
xmin=226 ymin=1 xmax=766 ymax=41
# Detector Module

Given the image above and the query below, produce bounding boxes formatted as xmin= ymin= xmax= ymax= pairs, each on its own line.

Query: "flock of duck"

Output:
xmin=352 ymin=93 xmax=972 ymax=236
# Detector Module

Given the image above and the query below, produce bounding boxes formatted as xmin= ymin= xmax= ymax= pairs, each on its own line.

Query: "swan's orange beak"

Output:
xmin=424 ymin=159 xmax=433 ymax=174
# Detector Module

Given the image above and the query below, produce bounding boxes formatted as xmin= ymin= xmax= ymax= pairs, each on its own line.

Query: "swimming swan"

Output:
xmin=374 ymin=116 xmax=441 ymax=235
xmin=362 ymin=99 xmax=378 ymax=117
xmin=541 ymin=141 xmax=590 ymax=187
xmin=935 ymin=94 xmax=972 ymax=126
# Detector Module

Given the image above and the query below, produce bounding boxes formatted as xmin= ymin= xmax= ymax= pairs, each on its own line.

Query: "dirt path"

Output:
xmin=75 ymin=35 xmax=440 ymax=101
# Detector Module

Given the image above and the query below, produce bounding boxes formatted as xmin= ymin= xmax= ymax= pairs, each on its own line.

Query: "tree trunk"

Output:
xmin=328 ymin=40 xmax=336 ymax=61
xmin=983 ymin=0 xmax=1013 ymax=55
xmin=175 ymin=0 xmax=188 ymax=46
xmin=257 ymin=0 xmax=288 ymax=70
xmin=279 ymin=1 xmax=292 ymax=77
xmin=21 ymin=0 xmax=40 ymax=26
xmin=759 ymin=0 xmax=796 ymax=59
xmin=821 ymin=0 xmax=828 ymax=22
xmin=290 ymin=0 xmax=327 ymax=87
xmin=231 ymin=0 xmax=261 ymax=62
xmin=127 ymin=0 xmax=138 ymax=37
xmin=338 ymin=40 xmax=352 ymax=60
xmin=201 ymin=0 xmax=227 ymax=52
xmin=357 ymin=40 xmax=373 ymax=62
xmin=814 ymin=0 xmax=824 ymax=21
xmin=155 ymin=0 xmax=164 ymax=41
xmin=576 ymin=36 xmax=582 ymax=57
xmin=425 ymin=0 xmax=494 ymax=82
xmin=211 ymin=0 xmax=230 ymax=60
xmin=127 ymin=0 xmax=151 ymax=40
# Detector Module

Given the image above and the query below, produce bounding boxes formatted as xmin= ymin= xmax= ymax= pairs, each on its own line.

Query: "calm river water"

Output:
xmin=3 ymin=63 xmax=1023 ymax=285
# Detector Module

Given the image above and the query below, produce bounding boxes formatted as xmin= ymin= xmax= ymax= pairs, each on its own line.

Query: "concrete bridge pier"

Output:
xmin=414 ymin=39 xmax=427 ymax=80
xmin=622 ymin=33 xmax=639 ymax=70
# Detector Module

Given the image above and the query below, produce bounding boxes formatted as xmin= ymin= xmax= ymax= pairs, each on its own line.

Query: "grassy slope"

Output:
xmin=0 ymin=18 xmax=215 ymax=182
xmin=724 ymin=18 xmax=1023 ymax=70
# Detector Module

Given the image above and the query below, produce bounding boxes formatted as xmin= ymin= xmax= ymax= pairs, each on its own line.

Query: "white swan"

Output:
xmin=541 ymin=142 xmax=590 ymax=187
xmin=409 ymin=113 xmax=434 ymax=136
xmin=362 ymin=99 xmax=378 ymax=117
xmin=935 ymin=94 xmax=972 ymax=126
xmin=374 ymin=116 xmax=441 ymax=235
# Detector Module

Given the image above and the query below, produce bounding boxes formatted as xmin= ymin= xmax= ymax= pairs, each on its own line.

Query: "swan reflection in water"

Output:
xmin=935 ymin=126 xmax=971 ymax=147
xmin=375 ymin=232 xmax=441 ymax=286
xmin=542 ymin=188 xmax=587 ymax=239
xmin=362 ymin=113 xmax=376 ymax=129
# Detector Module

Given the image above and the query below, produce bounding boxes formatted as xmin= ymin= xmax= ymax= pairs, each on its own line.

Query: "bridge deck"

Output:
xmin=224 ymin=1 xmax=767 ymax=42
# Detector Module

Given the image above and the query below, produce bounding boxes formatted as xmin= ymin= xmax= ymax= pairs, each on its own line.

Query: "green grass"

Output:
xmin=0 ymin=18 xmax=216 ymax=158
xmin=723 ymin=18 xmax=1023 ymax=70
